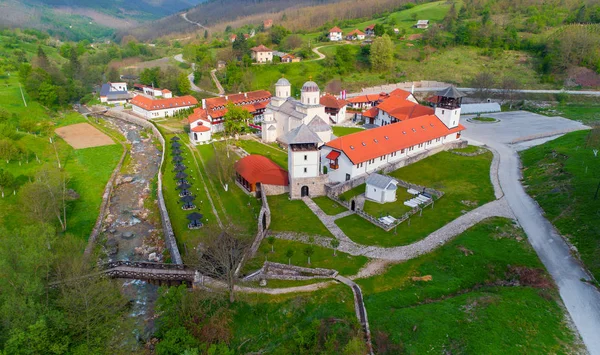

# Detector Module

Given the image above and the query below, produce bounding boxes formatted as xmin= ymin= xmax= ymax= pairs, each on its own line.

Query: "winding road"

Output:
xmin=173 ymin=54 xmax=222 ymax=96
xmin=180 ymin=12 xmax=209 ymax=31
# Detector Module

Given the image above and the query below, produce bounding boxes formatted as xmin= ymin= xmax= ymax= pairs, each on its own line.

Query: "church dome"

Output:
xmin=276 ymin=77 xmax=291 ymax=86
xmin=301 ymin=81 xmax=319 ymax=92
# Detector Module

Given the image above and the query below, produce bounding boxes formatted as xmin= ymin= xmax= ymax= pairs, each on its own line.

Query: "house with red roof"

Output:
xmin=346 ymin=29 xmax=366 ymax=41
xmin=250 ymin=44 xmax=273 ymax=63
xmin=188 ymin=90 xmax=272 ymax=144
xmin=320 ymin=93 xmax=348 ymax=124
xmin=320 ymin=87 xmax=466 ymax=183
xmin=263 ymin=19 xmax=273 ymax=29
xmin=131 ymin=95 xmax=198 ymax=119
xmin=346 ymin=93 xmax=388 ymax=110
xmin=328 ymin=26 xmax=343 ymax=41
xmin=365 ymin=24 xmax=376 ymax=36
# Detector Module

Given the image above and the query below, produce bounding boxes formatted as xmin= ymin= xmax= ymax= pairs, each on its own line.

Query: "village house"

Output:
xmin=416 ymin=20 xmax=430 ymax=29
xmin=346 ymin=93 xmax=388 ymax=110
xmin=188 ymin=90 xmax=272 ymax=144
xmin=131 ymin=95 xmax=198 ymax=119
xmin=250 ymin=44 xmax=273 ymax=63
xmin=263 ymin=19 xmax=273 ymax=29
xmin=328 ymin=26 xmax=343 ymax=41
xmin=261 ymin=78 xmax=333 ymax=144
xmin=229 ymin=34 xmax=237 ymax=42
xmin=99 ymin=82 xmax=132 ymax=104
xmin=365 ymin=24 xmax=376 ymax=36
xmin=365 ymin=173 xmax=399 ymax=203
xmin=346 ymin=29 xmax=366 ymax=41
xmin=280 ymin=53 xmax=300 ymax=63
xmin=368 ymin=89 xmax=429 ymax=126
xmin=133 ymin=84 xmax=172 ymax=98
xmin=320 ymin=93 xmax=348 ymax=124
xmin=321 ymin=87 xmax=465 ymax=183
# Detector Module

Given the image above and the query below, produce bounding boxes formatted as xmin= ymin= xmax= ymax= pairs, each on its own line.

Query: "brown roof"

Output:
xmin=131 ymin=95 xmax=198 ymax=111
xmin=348 ymin=29 xmax=365 ymax=36
xmin=235 ymin=155 xmax=288 ymax=186
xmin=189 ymin=90 xmax=272 ymax=122
xmin=320 ymin=94 xmax=347 ymax=109
xmin=347 ymin=93 xmax=386 ymax=104
xmin=250 ymin=44 xmax=272 ymax=52
xmin=329 ymin=26 xmax=343 ymax=33
xmin=325 ymin=115 xmax=465 ymax=164
xmin=365 ymin=24 xmax=375 ymax=30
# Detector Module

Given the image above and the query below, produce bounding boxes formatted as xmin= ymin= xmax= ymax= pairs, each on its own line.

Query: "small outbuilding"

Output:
xmin=365 ymin=173 xmax=399 ymax=203
xmin=235 ymin=155 xmax=289 ymax=196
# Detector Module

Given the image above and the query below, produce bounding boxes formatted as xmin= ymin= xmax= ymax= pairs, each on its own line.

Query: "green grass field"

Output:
xmin=267 ymin=194 xmax=333 ymax=237
xmin=359 ymin=218 xmax=580 ymax=353
xmin=338 ymin=183 xmax=366 ymax=201
xmin=312 ymin=196 xmax=347 ymax=215
xmin=332 ymin=126 xmax=365 ymax=137
xmin=245 ymin=238 xmax=368 ymax=276
xmin=520 ymin=130 xmax=600 ymax=281
xmin=336 ymin=151 xmax=495 ymax=247
xmin=362 ymin=188 xmax=413 ymax=219
xmin=234 ymin=139 xmax=288 ymax=169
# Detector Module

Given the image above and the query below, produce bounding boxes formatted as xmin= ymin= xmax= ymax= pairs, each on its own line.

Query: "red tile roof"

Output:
xmin=162 ymin=89 xmax=171 ymax=93
xmin=326 ymin=150 xmax=341 ymax=160
xmin=131 ymin=95 xmax=198 ymax=111
xmin=188 ymin=107 xmax=210 ymax=123
xmin=235 ymin=155 xmax=289 ymax=186
xmin=376 ymin=95 xmax=433 ymax=121
xmin=250 ymin=44 xmax=272 ymax=52
xmin=320 ymin=94 xmax=347 ymax=109
xmin=282 ymin=53 xmax=296 ymax=59
xmin=362 ymin=106 xmax=379 ymax=118
xmin=329 ymin=26 xmax=343 ymax=33
xmin=365 ymin=24 xmax=375 ymax=30
xmin=348 ymin=29 xmax=365 ymax=36
xmin=230 ymin=34 xmax=237 ymax=40
xmin=191 ymin=125 xmax=210 ymax=132
xmin=347 ymin=93 xmax=386 ymax=104
xmin=325 ymin=115 xmax=465 ymax=164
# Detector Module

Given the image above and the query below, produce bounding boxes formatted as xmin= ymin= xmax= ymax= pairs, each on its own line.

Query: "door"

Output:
xmin=301 ymin=186 xmax=309 ymax=197
xmin=351 ymin=200 xmax=356 ymax=211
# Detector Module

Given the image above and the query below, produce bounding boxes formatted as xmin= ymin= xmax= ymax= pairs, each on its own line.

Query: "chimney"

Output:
xmin=202 ymin=99 xmax=206 ymax=109
xmin=244 ymin=92 xmax=248 ymax=98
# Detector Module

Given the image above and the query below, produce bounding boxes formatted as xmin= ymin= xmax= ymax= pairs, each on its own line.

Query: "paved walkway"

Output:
xmin=291 ymin=197 xmax=513 ymax=261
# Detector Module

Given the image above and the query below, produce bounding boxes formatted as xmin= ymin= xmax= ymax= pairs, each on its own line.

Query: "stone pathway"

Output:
xmin=288 ymin=197 xmax=514 ymax=262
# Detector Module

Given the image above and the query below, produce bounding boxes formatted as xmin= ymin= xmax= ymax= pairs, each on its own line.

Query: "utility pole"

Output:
xmin=19 ymin=83 xmax=27 ymax=107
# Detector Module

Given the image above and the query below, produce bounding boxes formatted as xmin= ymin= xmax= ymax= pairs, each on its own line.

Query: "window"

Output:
xmin=304 ymin=155 xmax=307 ymax=161
xmin=304 ymin=168 xmax=307 ymax=173
xmin=442 ymin=109 xmax=445 ymax=114
xmin=345 ymin=174 xmax=350 ymax=181
xmin=401 ymin=149 xmax=405 ymax=154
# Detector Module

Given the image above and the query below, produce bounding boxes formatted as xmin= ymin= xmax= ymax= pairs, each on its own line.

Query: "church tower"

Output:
xmin=271 ymin=77 xmax=291 ymax=108
xmin=433 ymin=86 xmax=464 ymax=129
xmin=282 ymin=124 xmax=328 ymax=199
xmin=300 ymin=81 xmax=320 ymax=106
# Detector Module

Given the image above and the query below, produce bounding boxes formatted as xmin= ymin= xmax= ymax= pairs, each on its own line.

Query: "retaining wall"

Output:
xmin=105 ymin=109 xmax=183 ymax=265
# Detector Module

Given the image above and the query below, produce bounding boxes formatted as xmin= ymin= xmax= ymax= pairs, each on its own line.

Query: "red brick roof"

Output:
xmin=250 ymin=44 xmax=272 ymax=52
xmin=191 ymin=125 xmax=210 ymax=132
xmin=362 ymin=106 xmax=379 ymax=118
xmin=235 ymin=155 xmax=289 ymax=186
xmin=320 ymin=94 xmax=347 ymax=109
xmin=376 ymin=95 xmax=433 ymax=121
xmin=365 ymin=24 xmax=375 ymax=30
xmin=348 ymin=29 xmax=365 ymax=36
xmin=347 ymin=93 xmax=386 ymax=104
xmin=188 ymin=108 xmax=209 ymax=123
xmin=325 ymin=115 xmax=465 ymax=164
xmin=131 ymin=95 xmax=198 ymax=111
xmin=329 ymin=26 xmax=343 ymax=33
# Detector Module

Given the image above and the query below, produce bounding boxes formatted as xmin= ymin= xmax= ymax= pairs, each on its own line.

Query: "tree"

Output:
xmin=106 ymin=67 xmax=120 ymax=82
xmin=178 ymin=73 xmax=192 ymax=95
xmin=500 ymin=76 xmax=521 ymax=108
xmin=267 ymin=236 xmax=275 ymax=253
xmin=303 ymin=246 xmax=314 ymax=265
xmin=0 ymin=138 xmax=18 ymax=163
xmin=373 ymin=24 xmax=386 ymax=37
xmin=194 ymin=230 xmax=250 ymax=303
xmin=0 ymin=169 xmax=15 ymax=197
xmin=232 ymin=32 xmax=249 ymax=58
xmin=370 ymin=34 xmax=394 ymax=72
xmin=207 ymin=143 xmax=236 ymax=190
xmin=140 ymin=67 xmax=161 ymax=87
xmin=20 ymin=167 xmax=71 ymax=232
xmin=223 ymin=103 xmax=252 ymax=137
xmin=470 ymin=72 xmax=496 ymax=100
xmin=204 ymin=30 xmax=209 ymax=40
xmin=285 ymin=248 xmax=294 ymax=265
xmin=270 ymin=25 xmax=290 ymax=44
xmin=330 ymin=239 xmax=340 ymax=256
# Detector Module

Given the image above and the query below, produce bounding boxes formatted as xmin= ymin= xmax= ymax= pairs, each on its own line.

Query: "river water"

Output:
xmin=98 ymin=115 xmax=164 ymax=347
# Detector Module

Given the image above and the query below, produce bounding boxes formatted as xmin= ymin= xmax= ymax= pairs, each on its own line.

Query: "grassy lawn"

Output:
xmin=532 ymin=102 xmax=600 ymax=124
xmin=245 ymin=238 xmax=368 ymax=276
xmin=338 ymin=183 xmax=365 ymax=201
xmin=267 ymin=194 xmax=333 ymax=237
xmin=312 ymin=196 xmax=347 ymax=215
xmin=336 ymin=151 xmax=495 ymax=247
xmin=234 ymin=139 xmax=288 ymax=169
xmin=362 ymin=188 xmax=413 ymax=219
xmin=451 ymin=145 xmax=481 ymax=154
xmin=520 ymin=130 xmax=600 ymax=281
xmin=359 ymin=218 xmax=580 ymax=353
xmin=332 ymin=126 xmax=365 ymax=137
xmin=472 ymin=116 xmax=496 ymax=122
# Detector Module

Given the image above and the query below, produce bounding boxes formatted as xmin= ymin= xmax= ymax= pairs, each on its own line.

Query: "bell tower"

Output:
xmin=433 ymin=86 xmax=464 ymax=129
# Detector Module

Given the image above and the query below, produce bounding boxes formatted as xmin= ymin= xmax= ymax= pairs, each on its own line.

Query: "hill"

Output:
xmin=0 ymin=0 xmax=206 ymax=41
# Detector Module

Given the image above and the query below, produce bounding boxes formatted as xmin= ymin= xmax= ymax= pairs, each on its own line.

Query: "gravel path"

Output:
xmin=281 ymin=197 xmax=514 ymax=261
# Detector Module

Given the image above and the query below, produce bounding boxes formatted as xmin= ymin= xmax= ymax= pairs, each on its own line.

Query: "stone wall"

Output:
xmin=236 ymin=187 xmax=272 ymax=275
xmin=105 ymin=109 xmax=183 ymax=265
xmin=261 ymin=184 xmax=289 ymax=196
xmin=289 ymin=175 xmax=328 ymax=199
xmin=244 ymin=261 xmax=338 ymax=281
xmin=326 ymin=140 xmax=467 ymax=196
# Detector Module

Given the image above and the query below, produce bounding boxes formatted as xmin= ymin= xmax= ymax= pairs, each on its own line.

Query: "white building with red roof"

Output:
xmin=328 ymin=26 xmax=343 ymax=41
xmin=187 ymin=90 xmax=272 ymax=144
xmin=250 ymin=44 xmax=273 ymax=63
xmin=321 ymin=87 xmax=466 ymax=183
xmin=320 ymin=93 xmax=348 ymax=124
xmin=131 ymin=95 xmax=198 ymax=119
xmin=346 ymin=29 xmax=366 ymax=41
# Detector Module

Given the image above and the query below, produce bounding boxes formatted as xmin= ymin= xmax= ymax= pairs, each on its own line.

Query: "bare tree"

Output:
xmin=194 ymin=228 xmax=250 ymax=303
xmin=470 ymin=72 xmax=495 ymax=101
xmin=209 ymin=143 xmax=236 ymax=191
xmin=500 ymin=76 xmax=521 ymax=109
xmin=20 ymin=167 xmax=71 ymax=232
